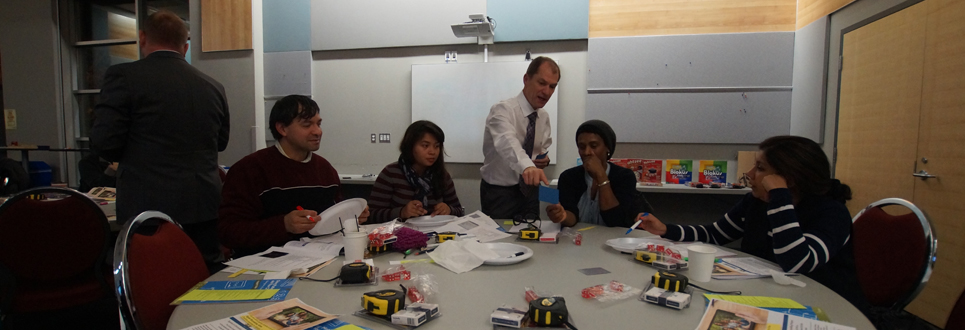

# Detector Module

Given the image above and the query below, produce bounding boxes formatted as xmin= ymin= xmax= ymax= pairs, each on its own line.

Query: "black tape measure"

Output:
xmin=362 ymin=289 xmax=406 ymax=317
xmin=652 ymin=271 xmax=689 ymax=292
xmin=528 ymin=297 xmax=568 ymax=327
xmin=339 ymin=262 xmax=372 ymax=284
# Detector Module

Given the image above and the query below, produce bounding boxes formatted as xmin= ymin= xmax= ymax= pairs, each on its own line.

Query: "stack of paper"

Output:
xmin=225 ymin=246 xmax=338 ymax=273
xmin=428 ymin=211 xmax=512 ymax=243
xmin=712 ymin=257 xmax=786 ymax=279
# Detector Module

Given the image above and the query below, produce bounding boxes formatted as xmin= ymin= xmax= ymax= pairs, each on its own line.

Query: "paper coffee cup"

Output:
xmin=343 ymin=232 xmax=369 ymax=262
xmin=687 ymin=244 xmax=718 ymax=282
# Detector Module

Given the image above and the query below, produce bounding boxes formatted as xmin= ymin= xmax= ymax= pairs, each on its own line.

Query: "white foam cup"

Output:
xmin=342 ymin=218 xmax=359 ymax=232
xmin=687 ymin=244 xmax=718 ymax=282
xmin=343 ymin=232 xmax=369 ymax=262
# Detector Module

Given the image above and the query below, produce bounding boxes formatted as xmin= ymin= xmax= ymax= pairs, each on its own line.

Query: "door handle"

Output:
xmin=913 ymin=170 xmax=938 ymax=180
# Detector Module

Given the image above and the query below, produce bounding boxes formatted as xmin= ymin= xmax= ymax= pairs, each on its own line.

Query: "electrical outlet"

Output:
xmin=371 ymin=134 xmax=377 ymax=143
xmin=379 ymin=133 xmax=390 ymax=143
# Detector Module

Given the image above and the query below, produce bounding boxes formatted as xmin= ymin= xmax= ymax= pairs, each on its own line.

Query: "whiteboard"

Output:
xmin=412 ymin=62 xmax=558 ymax=164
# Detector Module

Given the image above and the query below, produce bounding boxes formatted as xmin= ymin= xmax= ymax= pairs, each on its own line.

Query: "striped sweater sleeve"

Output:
xmin=440 ymin=172 xmax=465 ymax=217
xmin=367 ymin=165 xmax=404 ymax=223
xmin=765 ymin=188 xmax=851 ymax=274
xmin=661 ymin=195 xmax=750 ymax=245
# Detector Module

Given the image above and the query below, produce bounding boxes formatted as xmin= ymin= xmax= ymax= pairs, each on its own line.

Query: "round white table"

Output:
xmin=167 ymin=223 xmax=874 ymax=329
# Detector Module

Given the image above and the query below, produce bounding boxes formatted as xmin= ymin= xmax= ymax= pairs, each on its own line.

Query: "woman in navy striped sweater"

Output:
xmin=366 ymin=121 xmax=465 ymax=223
xmin=636 ymin=135 xmax=870 ymax=315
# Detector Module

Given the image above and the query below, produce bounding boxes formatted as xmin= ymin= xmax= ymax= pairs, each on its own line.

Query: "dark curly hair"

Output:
xmin=759 ymin=135 xmax=852 ymax=203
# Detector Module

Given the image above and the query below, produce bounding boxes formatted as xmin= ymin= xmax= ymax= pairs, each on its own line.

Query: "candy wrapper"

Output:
xmin=380 ymin=265 xmax=412 ymax=282
xmin=523 ymin=286 xmax=558 ymax=303
xmin=581 ymin=280 xmax=641 ymax=302
xmin=559 ymin=227 xmax=582 ymax=246
xmin=406 ymin=273 xmax=438 ymax=303
xmin=367 ymin=220 xmax=402 ymax=248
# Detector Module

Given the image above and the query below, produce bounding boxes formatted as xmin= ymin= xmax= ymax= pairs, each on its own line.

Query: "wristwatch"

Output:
xmin=598 ymin=180 xmax=610 ymax=187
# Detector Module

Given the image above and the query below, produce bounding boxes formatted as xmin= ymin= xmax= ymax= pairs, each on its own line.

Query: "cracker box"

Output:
xmin=638 ymin=159 xmax=663 ymax=185
xmin=643 ymin=285 xmax=692 ymax=310
xmin=491 ymin=305 xmax=527 ymax=328
xmin=697 ymin=160 xmax=727 ymax=184
xmin=391 ymin=310 xmax=427 ymax=326
xmin=665 ymin=160 xmax=693 ymax=184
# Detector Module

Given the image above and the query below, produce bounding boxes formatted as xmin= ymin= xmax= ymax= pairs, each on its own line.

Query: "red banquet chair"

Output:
xmin=114 ymin=211 xmax=209 ymax=330
xmin=0 ymin=187 xmax=115 ymax=328
xmin=851 ymin=198 xmax=937 ymax=312
xmin=946 ymin=288 xmax=965 ymax=330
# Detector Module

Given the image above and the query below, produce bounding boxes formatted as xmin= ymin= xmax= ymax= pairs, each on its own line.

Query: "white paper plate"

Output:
xmin=405 ymin=214 xmax=457 ymax=227
xmin=482 ymin=243 xmax=534 ymax=265
xmin=309 ymin=198 xmax=367 ymax=236
xmin=605 ymin=237 xmax=675 ymax=253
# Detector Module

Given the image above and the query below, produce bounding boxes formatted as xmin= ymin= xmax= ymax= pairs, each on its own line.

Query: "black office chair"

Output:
xmin=0 ymin=158 xmax=29 ymax=195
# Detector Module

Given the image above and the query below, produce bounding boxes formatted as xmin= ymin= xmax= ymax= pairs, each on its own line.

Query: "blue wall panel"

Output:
xmin=488 ymin=0 xmax=588 ymax=42
xmin=263 ymin=0 xmax=311 ymax=52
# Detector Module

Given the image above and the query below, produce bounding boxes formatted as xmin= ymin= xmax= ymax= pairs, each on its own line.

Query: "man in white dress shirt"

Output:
xmin=480 ymin=57 xmax=560 ymax=219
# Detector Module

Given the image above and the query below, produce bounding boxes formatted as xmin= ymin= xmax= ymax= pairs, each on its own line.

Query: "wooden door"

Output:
xmin=906 ymin=0 xmax=965 ymax=326
xmin=836 ymin=2 xmax=927 ymax=216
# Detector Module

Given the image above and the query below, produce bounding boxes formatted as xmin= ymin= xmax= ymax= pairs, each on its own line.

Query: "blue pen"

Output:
xmin=625 ymin=212 xmax=649 ymax=235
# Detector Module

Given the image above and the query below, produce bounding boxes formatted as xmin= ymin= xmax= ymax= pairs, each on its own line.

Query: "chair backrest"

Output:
xmin=851 ymin=198 xmax=937 ymax=311
xmin=114 ymin=211 xmax=209 ymax=330
xmin=946 ymin=288 xmax=965 ymax=330
xmin=217 ymin=166 xmax=227 ymax=183
xmin=0 ymin=187 xmax=112 ymax=313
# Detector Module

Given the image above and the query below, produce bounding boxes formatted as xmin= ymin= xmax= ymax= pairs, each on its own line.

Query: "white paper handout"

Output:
xmin=283 ymin=238 xmax=344 ymax=258
xmin=431 ymin=211 xmax=511 ymax=242
xmin=427 ymin=240 xmax=501 ymax=274
xmin=224 ymin=246 xmax=336 ymax=272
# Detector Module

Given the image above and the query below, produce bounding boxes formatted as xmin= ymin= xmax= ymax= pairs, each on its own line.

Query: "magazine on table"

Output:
xmin=179 ymin=298 xmax=337 ymax=330
xmin=696 ymin=299 xmax=855 ymax=330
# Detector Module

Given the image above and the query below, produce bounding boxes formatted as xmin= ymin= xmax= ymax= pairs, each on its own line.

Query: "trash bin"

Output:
xmin=28 ymin=161 xmax=52 ymax=187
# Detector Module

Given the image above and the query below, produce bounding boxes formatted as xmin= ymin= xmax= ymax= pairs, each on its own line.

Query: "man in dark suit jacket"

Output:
xmin=91 ymin=10 xmax=229 ymax=272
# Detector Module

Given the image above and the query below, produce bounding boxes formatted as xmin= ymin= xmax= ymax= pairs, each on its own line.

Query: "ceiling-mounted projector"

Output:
xmin=451 ymin=14 xmax=494 ymax=44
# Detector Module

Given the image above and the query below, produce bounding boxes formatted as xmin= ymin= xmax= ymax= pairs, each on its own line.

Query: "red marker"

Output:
xmin=296 ymin=206 xmax=316 ymax=223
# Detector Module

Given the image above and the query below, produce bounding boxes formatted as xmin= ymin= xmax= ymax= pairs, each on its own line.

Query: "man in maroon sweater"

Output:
xmin=218 ymin=95 xmax=368 ymax=257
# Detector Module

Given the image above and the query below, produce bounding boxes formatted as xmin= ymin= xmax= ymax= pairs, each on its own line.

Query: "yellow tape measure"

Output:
xmin=362 ymin=289 xmax=405 ymax=317
xmin=652 ymin=271 xmax=689 ymax=292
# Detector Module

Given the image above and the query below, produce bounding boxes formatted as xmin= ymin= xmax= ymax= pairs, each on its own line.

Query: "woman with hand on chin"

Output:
xmin=635 ymin=135 xmax=869 ymax=315
xmin=367 ymin=120 xmax=465 ymax=223
xmin=546 ymin=120 xmax=648 ymax=228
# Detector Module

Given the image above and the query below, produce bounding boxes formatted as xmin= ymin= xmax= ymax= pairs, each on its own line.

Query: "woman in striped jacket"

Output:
xmin=366 ymin=120 xmax=465 ymax=223
xmin=636 ymin=135 xmax=870 ymax=315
